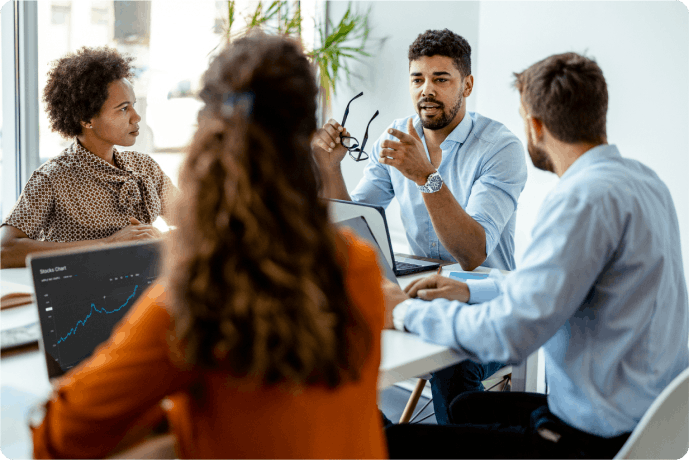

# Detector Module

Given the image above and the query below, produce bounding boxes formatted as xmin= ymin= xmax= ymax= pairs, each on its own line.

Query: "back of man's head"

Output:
xmin=514 ymin=52 xmax=608 ymax=145
xmin=408 ymin=29 xmax=471 ymax=77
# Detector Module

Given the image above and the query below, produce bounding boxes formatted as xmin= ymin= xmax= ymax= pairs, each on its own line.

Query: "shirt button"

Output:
xmin=431 ymin=242 xmax=436 ymax=247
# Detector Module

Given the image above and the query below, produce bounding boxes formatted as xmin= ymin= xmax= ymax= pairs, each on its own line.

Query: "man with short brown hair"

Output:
xmin=382 ymin=52 xmax=688 ymax=458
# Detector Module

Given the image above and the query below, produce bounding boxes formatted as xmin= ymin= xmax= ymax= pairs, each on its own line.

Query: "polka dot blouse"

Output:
xmin=1 ymin=141 xmax=177 ymax=242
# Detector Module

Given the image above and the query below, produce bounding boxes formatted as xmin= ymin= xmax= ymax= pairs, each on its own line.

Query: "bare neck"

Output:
xmin=550 ymin=139 xmax=607 ymax=177
xmin=76 ymin=134 xmax=116 ymax=166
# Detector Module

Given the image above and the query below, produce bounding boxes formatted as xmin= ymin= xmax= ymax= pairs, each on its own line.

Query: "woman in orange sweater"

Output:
xmin=31 ymin=33 xmax=387 ymax=459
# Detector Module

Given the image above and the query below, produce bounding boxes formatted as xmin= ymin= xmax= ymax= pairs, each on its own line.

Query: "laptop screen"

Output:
xmin=337 ymin=216 xmax=398 ymax=285
xmin=28 ymin=241 xmax=162 ymax=378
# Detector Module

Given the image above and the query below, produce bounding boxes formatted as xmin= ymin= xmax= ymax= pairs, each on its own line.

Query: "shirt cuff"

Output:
xmin=393 ymin=299 xmax=415 ymax=331
xmin=466 ymin=278 xmax=501 ymax=304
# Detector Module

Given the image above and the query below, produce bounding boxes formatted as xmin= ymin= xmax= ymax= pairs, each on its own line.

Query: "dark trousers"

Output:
xmin=430 ymin=360 xmax=504 ymax=424
xmin=385 ymin=392 xmax=631 ymax=459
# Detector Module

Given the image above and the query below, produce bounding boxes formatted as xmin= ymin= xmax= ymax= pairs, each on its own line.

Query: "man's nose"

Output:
xmin=422 ymin=81 xmax=435 ymax=97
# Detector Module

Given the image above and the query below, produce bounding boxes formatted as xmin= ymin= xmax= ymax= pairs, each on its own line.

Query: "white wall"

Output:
xmin=327 ymin=1 xmax=480 ymax=253
xmin=329 ymin=1 xmax=689 ymax=280
xmin=473 ymin=1 xmax=689 ymax=277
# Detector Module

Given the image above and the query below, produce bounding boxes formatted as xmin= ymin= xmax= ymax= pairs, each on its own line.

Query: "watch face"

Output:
xmin=419 ymin=171 xmax=442 ymax=193
xmin=427 ymin=172 xmax=442 ymax=192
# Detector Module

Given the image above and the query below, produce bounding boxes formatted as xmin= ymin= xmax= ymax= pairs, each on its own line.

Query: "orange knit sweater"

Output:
xmin=32 ymin=231 xmax=387 ymax=458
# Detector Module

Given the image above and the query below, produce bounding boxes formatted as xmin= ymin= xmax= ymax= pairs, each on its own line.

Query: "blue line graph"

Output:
xmin=57 ymin=285 xmax=138 ymax=344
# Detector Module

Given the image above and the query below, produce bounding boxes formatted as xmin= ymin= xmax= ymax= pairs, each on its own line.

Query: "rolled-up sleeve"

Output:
xmin=465 ymin=139 xmax=527 ymax=258
xmin=1 ymin=170 xmax=55 ymax=239
xmin=350 ymin=129 xmax=395 ymax=208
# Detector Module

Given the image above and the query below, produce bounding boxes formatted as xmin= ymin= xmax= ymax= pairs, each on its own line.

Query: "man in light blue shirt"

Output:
xmin=383 ymin=52 xmax=688 ymax=459
xmin=313 ymin=29 xmax=527 ymax=425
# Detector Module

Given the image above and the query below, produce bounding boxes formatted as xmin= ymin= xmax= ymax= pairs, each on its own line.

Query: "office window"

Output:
xmin=0 ymin=37 xmax=3 ymax=220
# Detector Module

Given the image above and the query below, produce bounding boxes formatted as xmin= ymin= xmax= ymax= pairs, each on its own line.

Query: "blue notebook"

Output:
xmin=449 ymin=272 xmax=489 ymax=282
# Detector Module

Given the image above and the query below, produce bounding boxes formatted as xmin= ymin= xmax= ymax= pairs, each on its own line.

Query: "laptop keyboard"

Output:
xmin=395 ymin=261 xmax=421 ymax=272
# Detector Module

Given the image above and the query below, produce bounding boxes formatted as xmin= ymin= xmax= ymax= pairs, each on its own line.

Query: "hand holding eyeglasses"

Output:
xmin=312 ymin=92 xmax=379 ymax=171
xmin=380 ymin=118 xmax=437 ymax=186
xmin=312 ymin=118 xmax=351 ymax=172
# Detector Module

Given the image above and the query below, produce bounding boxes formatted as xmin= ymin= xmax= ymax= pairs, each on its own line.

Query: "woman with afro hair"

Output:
xmin=0 ymin=47 xmax=176 ymax=268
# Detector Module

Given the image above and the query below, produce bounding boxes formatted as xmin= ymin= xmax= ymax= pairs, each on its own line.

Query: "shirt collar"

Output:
xmin=70 ymin=139 xmax=129 ymax=172
xmin=414 ymin=112 xmax=474 ymax=149
xmin=560 ymin=144 xmax=621 ymax=181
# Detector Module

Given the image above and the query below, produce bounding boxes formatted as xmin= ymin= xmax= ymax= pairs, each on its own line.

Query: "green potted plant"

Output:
xmin=216 ymin=1 xmax=373 ymax=123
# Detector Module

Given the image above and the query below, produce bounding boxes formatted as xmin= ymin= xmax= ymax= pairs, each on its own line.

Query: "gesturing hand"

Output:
xmin=311 ymin=118 xmax=351 ymax=172
xmin=379 ymin=118 xmax=436 ymax=185
xmin=404 ymin=274 xmax=470 ymax=303
xmin=105 ymin=217 xmax=163 ymax=244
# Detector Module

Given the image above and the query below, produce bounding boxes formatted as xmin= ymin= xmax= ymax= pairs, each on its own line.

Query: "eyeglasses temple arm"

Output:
xmin=341 ymin=91 xmax=364 ymax=127
xmin=359 ymin=110 xmax=379 ymax=153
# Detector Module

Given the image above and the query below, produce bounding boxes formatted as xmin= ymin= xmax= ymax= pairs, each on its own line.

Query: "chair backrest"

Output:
xmin=614 ymin=367 xmax=689 ymax=459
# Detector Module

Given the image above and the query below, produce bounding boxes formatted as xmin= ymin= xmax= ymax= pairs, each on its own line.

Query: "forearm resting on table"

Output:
xmin=0 ymin=226 xmax=104 ymax=268
xmin=423 ymin=187 xmax=487 ymax=270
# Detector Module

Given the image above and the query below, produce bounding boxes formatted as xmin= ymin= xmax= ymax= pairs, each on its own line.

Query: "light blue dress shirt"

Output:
xmin=350 ymin=112 xmax=527 ymax=270
xmin=402 ymin=144 xmax=689 ymax=437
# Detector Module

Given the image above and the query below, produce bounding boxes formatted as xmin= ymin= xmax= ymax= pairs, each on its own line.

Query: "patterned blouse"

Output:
xmin=1 ymin=141 xmax=177 ymax=242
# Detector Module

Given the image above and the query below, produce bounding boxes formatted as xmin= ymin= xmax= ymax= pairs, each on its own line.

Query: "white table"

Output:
xmin=0 ymin=265 xmax=538 ymax=458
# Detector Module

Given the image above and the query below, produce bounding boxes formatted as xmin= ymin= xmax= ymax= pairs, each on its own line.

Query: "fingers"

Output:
xmin=387 ymin=127 xmax=411 ymax=143
xmin=416 ymin=286 xmax=452 ymax=301
xmin=380 ymin=139 xmax=404 ymax=150
xmin=406 ymin=117 xmax=422 ymax=142
xmin=404 ymin=274 xmax=441 ymax=297
xmin=378 ymin=156 xmax=400 ymax=168
xmin=314 ymin=138 xmax=335 ymax=153
xmin=129 ymin=217 xmax=142 ymax=225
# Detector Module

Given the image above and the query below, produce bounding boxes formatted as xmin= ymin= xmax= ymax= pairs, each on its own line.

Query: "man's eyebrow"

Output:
xmin=409 ymin=71 xmax=453 ymax=77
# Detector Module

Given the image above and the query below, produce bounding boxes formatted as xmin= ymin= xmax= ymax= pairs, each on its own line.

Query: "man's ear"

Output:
xmin=528 ymin=116 xmax=545 ymax=142
xmin=463 ymin=75 xmax=474 ymax=97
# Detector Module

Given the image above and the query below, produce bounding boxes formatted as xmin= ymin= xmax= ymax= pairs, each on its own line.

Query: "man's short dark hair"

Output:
xmin=408 ymin=29 xmax=471 ymax=77
xmin=43 ymin=47 xmax=134 ymax=138
xmin=514 ymin=52 xmax=608 ymax=145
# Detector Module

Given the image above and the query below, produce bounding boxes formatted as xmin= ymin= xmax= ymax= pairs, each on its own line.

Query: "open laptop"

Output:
xmin=328 ymin=199 xmax=439 ymax=276
xmin=27 ymin=240 xmax=162 ymax=380
xmin=336 ymin=216 xmax=398 ymax=285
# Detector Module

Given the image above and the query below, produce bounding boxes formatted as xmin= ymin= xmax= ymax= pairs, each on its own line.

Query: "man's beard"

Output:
xmin=418 ymin=92 xmax=463 ymax=131
xmin=527 ymin=137 xmax=555 ymax=173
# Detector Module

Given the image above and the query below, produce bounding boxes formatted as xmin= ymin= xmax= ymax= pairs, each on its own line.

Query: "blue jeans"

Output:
xmin=430 ymin=360 xmax=504 ymax=425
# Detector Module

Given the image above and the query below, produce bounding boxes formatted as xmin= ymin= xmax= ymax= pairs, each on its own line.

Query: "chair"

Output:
xmin=398 ymin=364 xmax=513 ymax=423
xmin=398 ymin=348 xmax=543 ymax=424
xmin=614 ymin=367 xmax=689 ymax=459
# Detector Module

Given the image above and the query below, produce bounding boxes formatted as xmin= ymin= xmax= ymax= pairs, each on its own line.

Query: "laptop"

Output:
xmin=328 ymin=199 xmax=440 ymax=276
xmin=336 ymin=216 xmax=398 ymax=285
xmin=27 ymin=240 xmax=162 ymax=380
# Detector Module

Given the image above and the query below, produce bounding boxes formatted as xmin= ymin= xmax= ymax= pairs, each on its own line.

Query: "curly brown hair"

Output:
xmin=166 ymin=33 xmax=372 ymax=388
xmin=43 ymin=46 xmax=134 ymax=138
xmin=409 ymin=29 xmax=472 ymax=77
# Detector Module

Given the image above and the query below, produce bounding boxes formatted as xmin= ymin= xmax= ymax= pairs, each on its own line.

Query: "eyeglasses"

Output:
xmin=340 ymin=92 xmax=379 ymax=162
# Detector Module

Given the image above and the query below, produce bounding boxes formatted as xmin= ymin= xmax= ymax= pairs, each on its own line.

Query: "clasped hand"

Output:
xmin=382 ymin=274 xmax=470 ymax=329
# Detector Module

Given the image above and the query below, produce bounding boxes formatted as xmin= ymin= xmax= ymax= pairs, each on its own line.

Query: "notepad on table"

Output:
xmin=448 ymin=272 xmax=489 ymax=282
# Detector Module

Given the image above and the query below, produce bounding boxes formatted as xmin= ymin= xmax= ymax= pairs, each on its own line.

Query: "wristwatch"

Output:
xmin=417 ymin=170 xmax=443 ymax=193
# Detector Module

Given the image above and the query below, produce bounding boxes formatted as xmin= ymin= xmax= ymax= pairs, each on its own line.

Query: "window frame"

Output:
xmin=1 ymin=0 xmax=40 ymax=219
